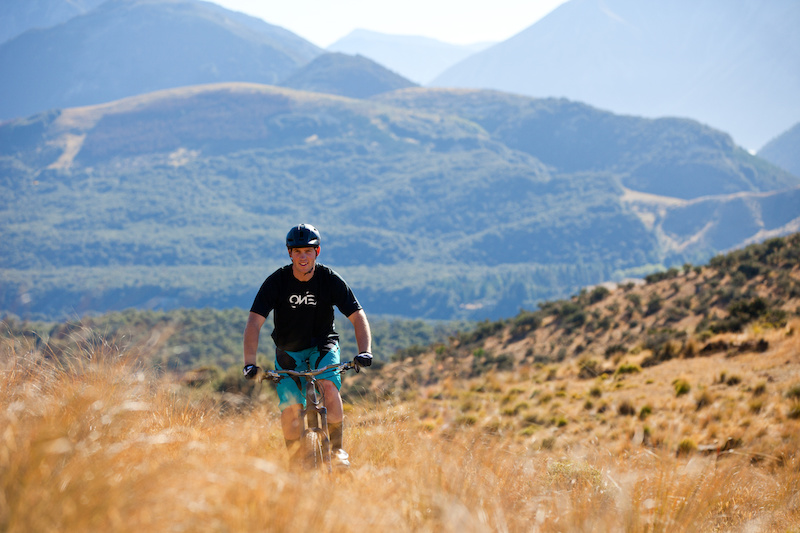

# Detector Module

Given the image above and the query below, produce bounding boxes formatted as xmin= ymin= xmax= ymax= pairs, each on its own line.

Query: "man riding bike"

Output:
xmin=243 ymin=224 xmax=373 ymax=468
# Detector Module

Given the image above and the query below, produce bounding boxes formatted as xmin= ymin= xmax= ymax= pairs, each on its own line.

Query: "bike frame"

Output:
xmin=259 ymin=361 xmax=358 ymax=472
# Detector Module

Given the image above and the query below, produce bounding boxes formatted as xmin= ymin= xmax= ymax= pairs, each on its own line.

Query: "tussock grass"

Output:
xmin=2 ymin=329 xmax=800 ymax=533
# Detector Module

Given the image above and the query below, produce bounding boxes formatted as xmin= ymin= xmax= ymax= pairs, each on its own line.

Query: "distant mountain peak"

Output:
xmin=0 ymin=0 xmax=322 ymax=120
xmin=279 ymin=52 xmax=417 ymax=99
xmin=328 ymin=29 xmax=494 ymax=84
xmin=431 ymin=0 xmax=800 ymax=151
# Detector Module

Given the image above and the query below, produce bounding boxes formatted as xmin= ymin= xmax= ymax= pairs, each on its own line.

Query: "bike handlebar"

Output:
xmin=258 ymin=361 xmax=359 ymax=383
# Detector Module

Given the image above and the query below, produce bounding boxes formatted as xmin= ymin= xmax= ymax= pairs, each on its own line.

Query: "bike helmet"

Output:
xmin=286 ymin=223 xmax=321 ymax=248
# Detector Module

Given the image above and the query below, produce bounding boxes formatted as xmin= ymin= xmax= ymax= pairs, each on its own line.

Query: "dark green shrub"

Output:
xmin=737 ymin=262 xmax=763 ymax=280
xmin=578 ymin=358 xmax=602 ymax=379
xmin=604 ymin=344 xmax=627 ymax=358
xmin=706 ymin=297 xmax=787 ymax=333
xmin=616 ymin=363 xmax=641 ymax=375
xmin=510 ymin=310 xmax=543 ymax=340
xmin=677 ymin=438 xmax=697 ymax=456
xmin=641 ymin=328 xmax=686 ymax=366
xmin=645 ymin=267 xmax=680 ymax=284
xmin=626 ymin=293 xmax=642 ymax=309
xmin=725 ymin=375 xmax=742 ymax=386
xmin=589 ymin=286 xmax=611 ymax=303
xmin=664 ymin=306 xmax=690 ymax=323
xmin=618 ymin=400 xmax=636 ymax=416
xmin=786 ymin=383 xmax=800 ymax=400
xmin=673 ymin=379 xmax=691 ymax=396
xmin=646 ymin=294 xmax=663 ymax=316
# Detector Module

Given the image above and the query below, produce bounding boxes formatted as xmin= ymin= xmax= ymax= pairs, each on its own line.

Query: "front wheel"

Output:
xmin=304 ymin=430 xmax=329 ymax=472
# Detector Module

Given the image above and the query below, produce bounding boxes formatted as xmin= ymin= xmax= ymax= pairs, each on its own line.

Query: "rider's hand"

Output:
xmin=243 ymin=364 xmax=260 ymax=379
xmin=354 ymin=352 xmax=373 ymax=367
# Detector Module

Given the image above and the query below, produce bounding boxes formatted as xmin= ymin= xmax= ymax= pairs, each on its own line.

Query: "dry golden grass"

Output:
xmin=2 ymin=322 xmax=800 ymax=532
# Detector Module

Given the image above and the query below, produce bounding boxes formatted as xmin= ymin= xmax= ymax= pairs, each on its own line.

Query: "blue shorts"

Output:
xmin=274 ymin=344 xmax=341 ymax=411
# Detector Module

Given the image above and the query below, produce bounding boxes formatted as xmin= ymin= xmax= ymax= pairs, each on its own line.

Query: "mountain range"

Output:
xmin=0 ymin=0 xmax=106 ymax=44
xmin=327 ymin=29 xmax=493 ymax=85
xmin=2 ymin=0 xmax=799 ymax=154
xmin=2 ymin=0 xmax=799 ymax=323
xmin=758 ymin=122 xmax=800 ymax=178
xmin=430 ymin=0 xmax=800 ymax=152
xmin=2 ymin=84 xmax=798 ymax=321
xmin=280 ymin=52 xmax=418 ymax=99
xmin=0 ymin=0 xmax=322 ymax=119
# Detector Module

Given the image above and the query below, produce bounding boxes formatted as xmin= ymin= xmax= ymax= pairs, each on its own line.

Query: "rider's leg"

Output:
xmin=318 ymin=379 xmax=344 ymax=448
xmin=312 ymin=342 xmax=345 ymax=449
xmin=275 ymin=348 xmax=306 ymax=453
xmin=281 ymin=403 xmax=304 ymax=440
xmin=280 ymin=404 xmax=304 ymax=463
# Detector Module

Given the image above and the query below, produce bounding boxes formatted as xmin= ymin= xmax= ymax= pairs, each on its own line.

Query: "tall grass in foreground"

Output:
xmin=2 ymin=338 xmax=798 ymax=532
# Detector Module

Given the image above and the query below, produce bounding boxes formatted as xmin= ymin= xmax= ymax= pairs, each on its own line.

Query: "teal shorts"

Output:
xmin=274 ymin=344 xmax=341 ymax=411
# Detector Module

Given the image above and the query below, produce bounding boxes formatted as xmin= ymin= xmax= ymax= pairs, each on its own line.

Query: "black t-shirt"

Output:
xmin=250 ymin=263 xmax=362 ymax=352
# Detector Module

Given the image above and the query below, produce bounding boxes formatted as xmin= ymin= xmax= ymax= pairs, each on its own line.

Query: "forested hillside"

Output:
xmin=2 ymin=85 xmax=798 ymax=321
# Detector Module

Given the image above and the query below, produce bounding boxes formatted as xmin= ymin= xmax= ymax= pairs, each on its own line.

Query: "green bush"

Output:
xmin=645 ymin=268 xmax=680 ymax=284
xmin=673 ymin=379 xmax=691 ymax=396
xmin=578 ymin=358 xmax=603 ymax=379
xmin=645 ymin=294 xmax=663 ymax=316
xmin=509 ymin=310 xmax=543 ymax=340
xmin=589 ymin=286 xmax=611 ymax=303
xmin=616 ymin=363 xmax=641 ymax=375
xmin=604 ymin=344 xmax=627 ymax=358
xmin=786 ymin=383 xmax=800 ymax=400
xmin=677 ymin=438 xmax=697 ymax=456
xmin=618 ymin=400 xmax=636 ymax=416
xmin=641 ymin=328 xmax=687 ymax=367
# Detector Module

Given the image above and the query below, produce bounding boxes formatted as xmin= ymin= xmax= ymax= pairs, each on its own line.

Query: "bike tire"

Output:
xmin=304 ymin=430 xmax=327 ymax=472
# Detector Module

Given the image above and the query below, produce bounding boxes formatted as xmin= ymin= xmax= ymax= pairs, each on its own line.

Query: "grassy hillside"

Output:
xmin=2 ymin=236 xmax=798 ymax=532
xmin=354 ymin=233 xmax=800 ymax=392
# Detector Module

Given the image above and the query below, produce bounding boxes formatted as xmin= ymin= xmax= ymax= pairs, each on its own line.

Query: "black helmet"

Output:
xmin=286 ymin=224 xmax=321 ymax=248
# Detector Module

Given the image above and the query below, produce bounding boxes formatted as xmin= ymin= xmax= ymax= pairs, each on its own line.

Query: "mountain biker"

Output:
xmin=242 ymin=223 xmax=373 ymax=469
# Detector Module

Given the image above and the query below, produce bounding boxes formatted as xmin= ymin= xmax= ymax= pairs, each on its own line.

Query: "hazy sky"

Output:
xmin=209 ymin=0 xmax=570 ymax=47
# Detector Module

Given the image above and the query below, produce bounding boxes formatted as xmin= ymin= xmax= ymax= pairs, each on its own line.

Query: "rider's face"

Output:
xmin=289 ymin=246 xmax=319 ymax=279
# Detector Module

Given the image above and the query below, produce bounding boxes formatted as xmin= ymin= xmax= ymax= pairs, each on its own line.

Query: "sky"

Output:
xmin=208 ymin=0 xmax=570 ymax=47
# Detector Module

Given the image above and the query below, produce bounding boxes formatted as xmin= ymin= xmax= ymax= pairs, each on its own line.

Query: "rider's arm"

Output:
xmin=243 ymin=311 xmax=267 ymax=366
xmin=347 ymin=309 xmax=372 ymax=354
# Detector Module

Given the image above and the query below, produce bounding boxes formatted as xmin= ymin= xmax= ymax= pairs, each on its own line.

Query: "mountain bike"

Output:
xmin=258 ymin=360 xmax=359 ymax=473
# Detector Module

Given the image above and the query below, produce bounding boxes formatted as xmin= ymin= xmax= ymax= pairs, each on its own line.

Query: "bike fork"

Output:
xmin=306 ymin=381 xmax=332 ymax=466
